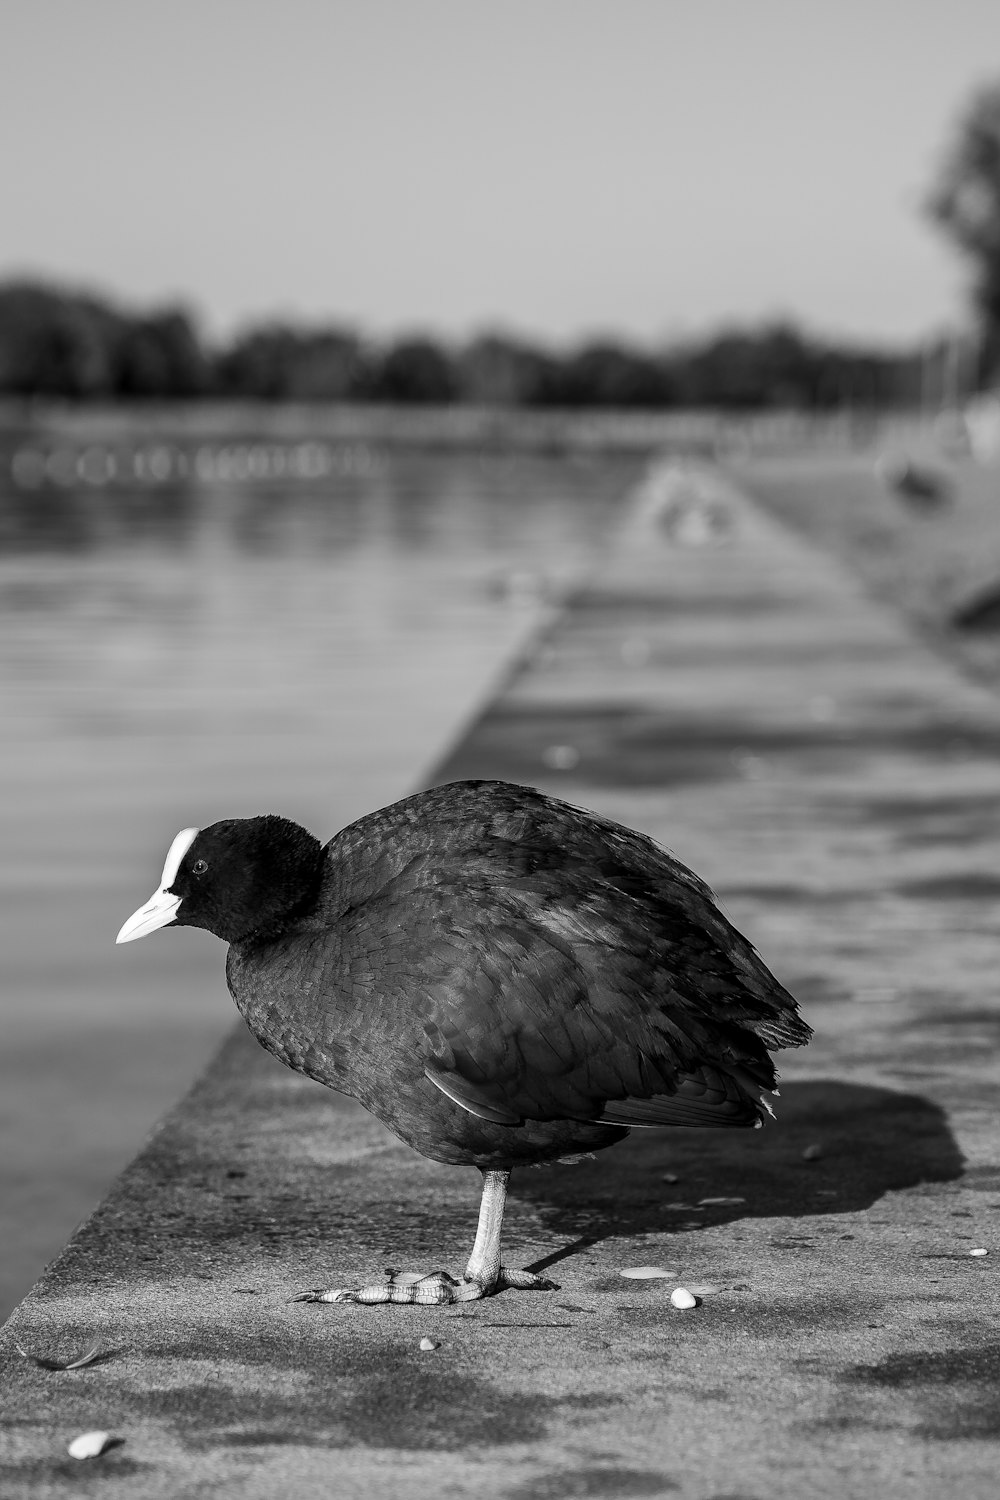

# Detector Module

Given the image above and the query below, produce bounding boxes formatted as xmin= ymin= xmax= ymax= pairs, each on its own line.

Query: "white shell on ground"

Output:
xmin=970 ymin=1248 xmax=989 ymax=1257
xmin=15 ymin=1343 xmax=101 ymax=1371
xmin=419 ymin=1337 xmax=440 ymax=1351
xmin=619 ymin=1266 xmax=677 ymax=1279
xmin=670 ymin=1288 xmax=698 ymax=1310
xmin=68 ymin=1431 xmax=115 ymax=1460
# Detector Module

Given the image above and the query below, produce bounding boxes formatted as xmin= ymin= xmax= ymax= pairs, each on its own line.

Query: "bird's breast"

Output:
xmin=225 ymin=933 xmax=423 ymax=1101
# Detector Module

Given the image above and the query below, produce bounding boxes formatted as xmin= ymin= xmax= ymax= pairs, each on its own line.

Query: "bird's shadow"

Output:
xmin=511 ymin=1078 xmax=964 ymax=1267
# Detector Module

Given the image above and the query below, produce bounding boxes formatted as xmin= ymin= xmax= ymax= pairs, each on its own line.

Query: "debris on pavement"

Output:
xmin=67 ymin=1431 xmax=117 ymax=1460
xmin=670 ymin=1288 xmax=698 ymax=1309
xmin=15 ymin=1344 xmax=102 ymax=1372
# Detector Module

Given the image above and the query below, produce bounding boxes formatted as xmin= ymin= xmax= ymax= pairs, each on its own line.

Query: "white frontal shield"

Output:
xmin=116 ymin=827 xmax=200 ymax=944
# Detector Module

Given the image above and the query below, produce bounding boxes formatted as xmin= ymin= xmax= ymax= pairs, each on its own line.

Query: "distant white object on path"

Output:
xmin=966 ymin=394 xmax=1000 ymax=463
xmin=635 ymin=460 xmax=734 ymax=546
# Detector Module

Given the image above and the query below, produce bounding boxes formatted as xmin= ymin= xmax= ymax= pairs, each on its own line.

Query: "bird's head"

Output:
xmin=116 ymin=815 xmax=324 ymax=947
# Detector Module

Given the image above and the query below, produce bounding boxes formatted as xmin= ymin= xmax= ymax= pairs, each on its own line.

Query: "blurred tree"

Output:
xmin=456 ymin=332 xmax=561 ymax=405
xmin=217 ymin=325 xmax=299 ymax=398
xmin=0 ymin=281 xmax=121 ymax=396
xmin=672 ymin=323 xmax=819 ymax=407
xmin=366 ymin=336 xmax=457 ymax=402
xmin=929 ymin=81 xmax=1000 ymax=382
xmin=285 ymin=330 xmax=365 ymax=399
xmin=557 ymin=340 xmax=673 ymax=407
xmin=217 ymin=323 xmax=365 ymax=399
xmin=117 ymin=307 xmax=211 ymax=397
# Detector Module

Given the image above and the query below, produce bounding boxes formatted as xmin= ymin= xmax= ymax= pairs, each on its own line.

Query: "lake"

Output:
xmin=0 ymin=413 xmax=644 ymax=1320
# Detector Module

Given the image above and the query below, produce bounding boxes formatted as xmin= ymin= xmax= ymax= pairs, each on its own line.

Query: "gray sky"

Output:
xmin=3 ymin=0 xmax=998 ymax=345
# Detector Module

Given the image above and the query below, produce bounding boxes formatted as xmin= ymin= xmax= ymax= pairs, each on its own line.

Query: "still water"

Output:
xmin=0 ymin=422 xmax=642 ymax=1319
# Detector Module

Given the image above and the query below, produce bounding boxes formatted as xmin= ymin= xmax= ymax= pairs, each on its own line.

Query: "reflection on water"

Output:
xmin=0 ymin=417 xmax=642 ymax=1321
xmin=0 ymin=441 xmax=635 ymax=767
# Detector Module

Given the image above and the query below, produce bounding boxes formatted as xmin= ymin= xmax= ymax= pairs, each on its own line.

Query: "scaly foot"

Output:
xmin=292 ymin=1265 xmax=558 ymax=1306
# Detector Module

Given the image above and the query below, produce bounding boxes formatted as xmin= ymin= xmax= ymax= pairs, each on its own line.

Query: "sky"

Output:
xmin=3 ymin=0 xmax=999 ymax=348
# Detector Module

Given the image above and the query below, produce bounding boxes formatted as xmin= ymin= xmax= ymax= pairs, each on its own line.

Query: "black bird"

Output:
xmin=117 ymin=780 xmax=811 ymax=1305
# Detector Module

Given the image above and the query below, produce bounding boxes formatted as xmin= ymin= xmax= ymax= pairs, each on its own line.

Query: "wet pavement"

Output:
xmin=3 ymin=460 xmax=1000 ymax=1497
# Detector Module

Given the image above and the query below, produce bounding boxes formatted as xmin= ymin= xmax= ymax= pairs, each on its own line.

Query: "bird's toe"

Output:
xmin=293 ymin=1265 xmax=558 ymax=1307
xmin=496 ymin=1267 xmax=560 ymax=1292
xmin=292 ymin=1269 xmax=477 ymax=1306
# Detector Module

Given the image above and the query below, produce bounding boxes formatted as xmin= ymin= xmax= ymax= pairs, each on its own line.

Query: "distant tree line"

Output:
xmin=0 ymin=278 xmax=958 ymax=409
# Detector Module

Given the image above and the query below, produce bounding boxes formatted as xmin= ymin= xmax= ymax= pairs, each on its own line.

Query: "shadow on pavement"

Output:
xmin=513 ymin=1079 xmax=964 ymax=1252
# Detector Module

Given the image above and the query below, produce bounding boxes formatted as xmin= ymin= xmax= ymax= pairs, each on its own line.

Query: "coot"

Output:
xmin=117 ymin=780 xmax=810 ymax=1305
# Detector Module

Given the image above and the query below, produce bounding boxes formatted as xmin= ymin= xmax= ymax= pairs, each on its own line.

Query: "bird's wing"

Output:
xmin=324 ymin=781 xmax=810 ymax=1130
xmin=413 ymin=884 xmax=779 ymax=1130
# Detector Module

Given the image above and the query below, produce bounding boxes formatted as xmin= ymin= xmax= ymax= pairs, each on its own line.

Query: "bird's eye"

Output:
xmin=192 ymin=859 xmax=209 ymax=876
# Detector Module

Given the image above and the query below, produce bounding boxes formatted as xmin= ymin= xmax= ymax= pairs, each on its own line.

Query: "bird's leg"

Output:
xmin=461 ymin=1166 xmax=508 ymax=1288
xmin=293 ymin=1168 xmax=558 ymax=1307
xmin=462 ymin=1169 xmax=557 ymax=1294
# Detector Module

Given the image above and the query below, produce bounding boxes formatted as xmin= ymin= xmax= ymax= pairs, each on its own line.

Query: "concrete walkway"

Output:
xmin=3 ymin=462 xmax=1000 ymax=1498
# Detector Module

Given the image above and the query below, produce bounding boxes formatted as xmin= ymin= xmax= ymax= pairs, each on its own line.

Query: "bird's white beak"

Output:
xmin=116 ymin=827 xmax=200 ymax=944
xmin=116 ymin=888 xmax=182 ymax=944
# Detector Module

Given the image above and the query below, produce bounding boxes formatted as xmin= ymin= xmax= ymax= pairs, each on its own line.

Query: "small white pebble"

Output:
xmin=619 ymin=1266 xmax=676 ymax=1280
xmin=419 ymin=1337 xmax=440 ymax=1351
xmin=970 ymin=1248 xmax=989 ymax=1258
xmin=802 ymin=1144 xmax=823 ymax=1161
xmin=661 ymin=1172 xmax=680 ymax=1184
xmin=670 ymin=1288 xmax=698 ymax=1310
xmin=68 ymin=1431 xmax=114 ymax=1461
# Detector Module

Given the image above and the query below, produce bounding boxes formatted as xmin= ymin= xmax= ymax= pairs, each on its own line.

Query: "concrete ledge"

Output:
xmin=4 ymin=465 xmax=1000 ymax=1497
